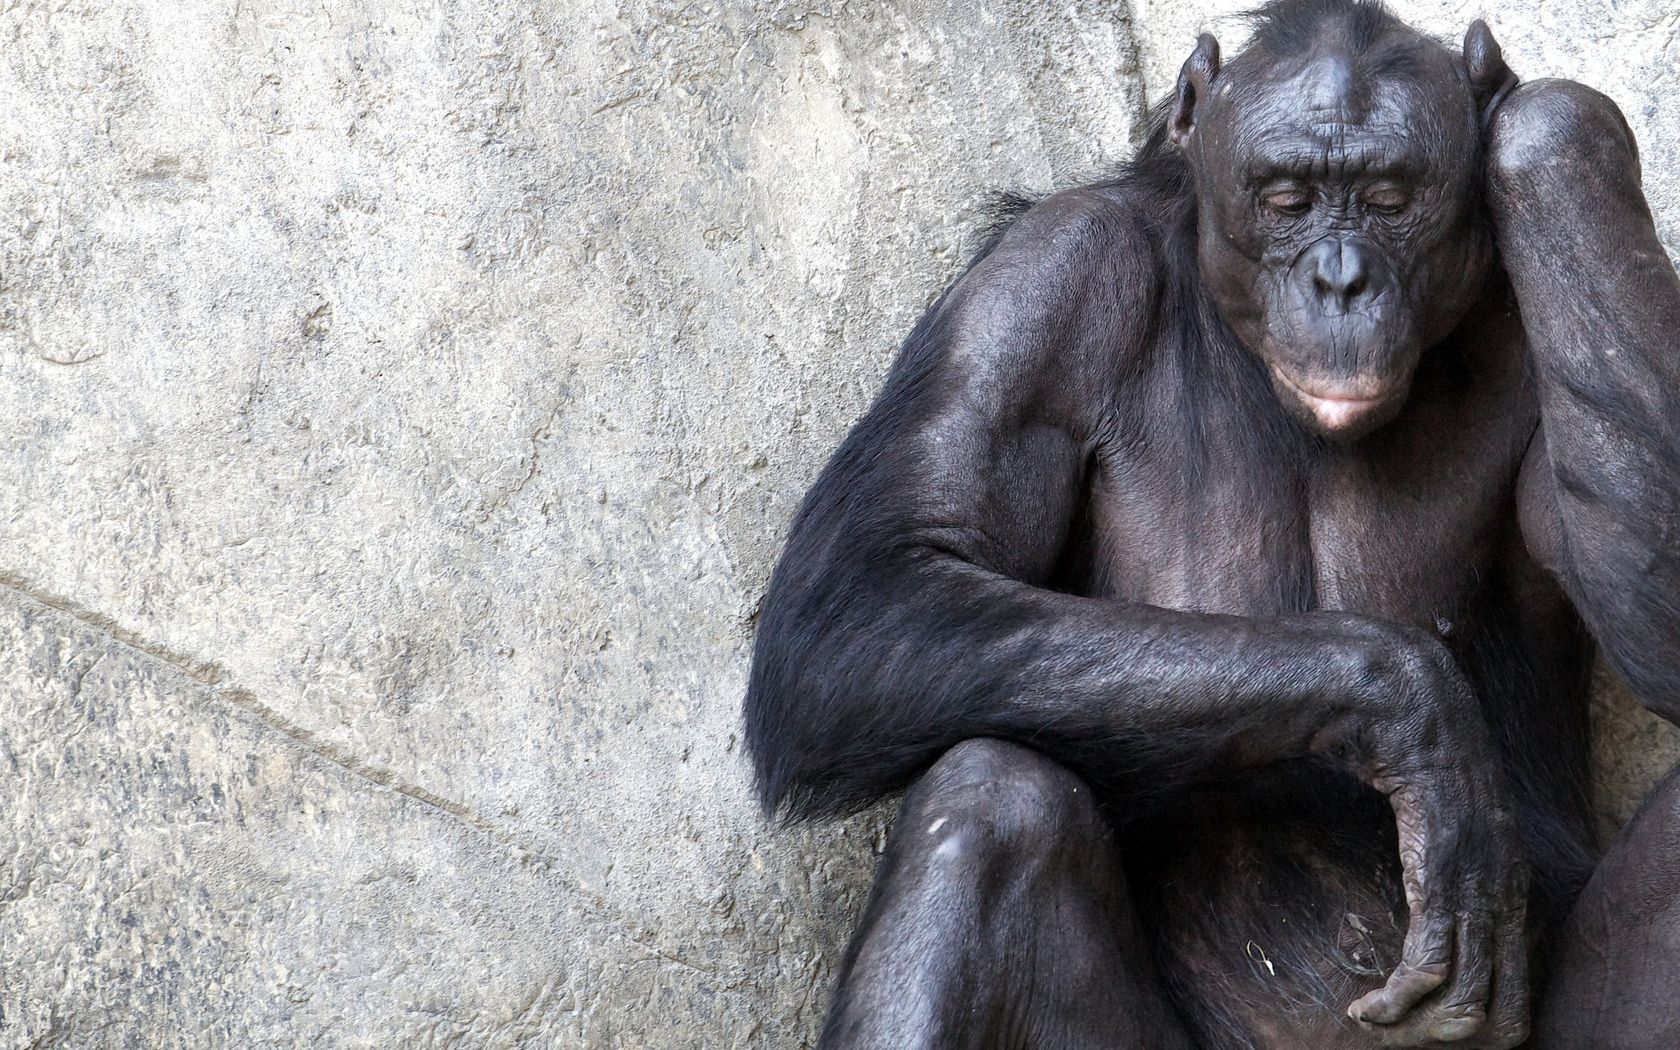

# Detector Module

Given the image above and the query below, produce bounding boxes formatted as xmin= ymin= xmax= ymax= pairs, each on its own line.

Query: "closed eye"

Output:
xmin=1364 ymin=184 xmax=1411 ymax=214
xmin=1263 ymin=188 xmax=1312 ymax=216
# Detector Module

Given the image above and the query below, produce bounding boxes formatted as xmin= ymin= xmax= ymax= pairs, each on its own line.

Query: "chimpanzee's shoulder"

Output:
xmin=952 ymin=185 xmax=1166 ymax=377
xmin=987 ymin=185 xmax=1164 ymax=271
xmin=964 ymin=185 xmax=1166 ymax=330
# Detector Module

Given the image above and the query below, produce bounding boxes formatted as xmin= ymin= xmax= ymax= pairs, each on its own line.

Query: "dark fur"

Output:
xmin=1244 ymin=0 xmax=1398 ymax=55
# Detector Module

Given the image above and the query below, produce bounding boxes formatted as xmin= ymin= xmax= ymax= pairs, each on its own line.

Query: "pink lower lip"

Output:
xmin=1300 ymin=392 xmax=1382 ymax=429
xmin=1302 ymin=391 xmax=1382 ymax=408
xmin=1272 ymin=370 xmax=1390 ymax=429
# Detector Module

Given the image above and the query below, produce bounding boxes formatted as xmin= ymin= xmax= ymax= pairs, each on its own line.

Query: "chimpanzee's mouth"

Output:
xmin=1268 ymin=366 xmax=1408 ymax=438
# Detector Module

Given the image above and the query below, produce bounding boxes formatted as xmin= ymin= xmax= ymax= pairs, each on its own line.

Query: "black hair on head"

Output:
xmin=1243 ymin=0 xmax=1403 ymax=56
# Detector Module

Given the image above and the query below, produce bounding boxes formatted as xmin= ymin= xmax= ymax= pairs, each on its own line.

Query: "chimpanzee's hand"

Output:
xmin=1336 ymin=626 xmax=1530 ymax=1049
xmin=1484 ymin=77 xmax=1640 ymax=231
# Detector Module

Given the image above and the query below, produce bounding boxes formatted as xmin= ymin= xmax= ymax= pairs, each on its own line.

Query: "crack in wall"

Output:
xmin=0 ymin=571 xmax=518 ymax=841
xmin=474 ymin=362 xmax=580 ymax=525
xmin=0 ymin=567 xmax=761 ymax=1016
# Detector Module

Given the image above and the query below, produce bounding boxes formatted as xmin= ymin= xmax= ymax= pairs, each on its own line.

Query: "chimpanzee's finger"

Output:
xmin=1482 ymin=910 xmax=1532 ymax=1050
xmin=1350 ymin=906 xmax=1453 ymax=1026
xmin=1374 ymin=911 xmax=1492 ymax=1045
xmin=1427 ymin=912 xmax=1492 ymax=1042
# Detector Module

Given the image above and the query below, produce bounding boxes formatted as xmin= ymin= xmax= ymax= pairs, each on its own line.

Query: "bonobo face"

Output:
xmin=1177 ymin=38 xmax=1492 ymax=441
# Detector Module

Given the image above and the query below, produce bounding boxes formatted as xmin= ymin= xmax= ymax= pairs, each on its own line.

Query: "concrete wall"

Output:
xmin=0 ymin=2 xmax=1672 ymax=1046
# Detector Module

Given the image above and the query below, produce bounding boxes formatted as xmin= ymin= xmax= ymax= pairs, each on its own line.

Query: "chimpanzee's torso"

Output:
xmin=1054 ymin=277 xmax=1599 ymax=1046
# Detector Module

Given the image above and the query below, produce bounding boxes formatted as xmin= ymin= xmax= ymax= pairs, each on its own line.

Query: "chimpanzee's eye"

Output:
xmin=1262 ymin=187 xmax=1312 ymax=216
xmin=1364 ymin=183 xmax=1411 ymax=214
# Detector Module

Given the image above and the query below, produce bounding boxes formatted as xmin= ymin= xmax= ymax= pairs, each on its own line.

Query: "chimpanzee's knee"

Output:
xmin=1538 ymin=764 xmax=1680 ymax=1048
xmin=902 ymin=738 xmax=1106 ymax=883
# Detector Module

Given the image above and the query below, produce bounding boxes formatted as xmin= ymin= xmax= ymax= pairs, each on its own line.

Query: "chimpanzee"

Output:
xmin=743 ymin=0 xmax=1680 ymax=1046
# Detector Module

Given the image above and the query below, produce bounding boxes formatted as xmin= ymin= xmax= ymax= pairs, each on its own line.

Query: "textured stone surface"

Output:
xmin=0 ymin=1 xmax=1672 ymax=1046
xmin=0 ymin=2 xmax=1143 ymax=1046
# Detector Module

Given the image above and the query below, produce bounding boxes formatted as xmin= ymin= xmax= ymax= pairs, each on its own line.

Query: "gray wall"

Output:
xmin=0 ymin=2 xmax=1672 ymax=1047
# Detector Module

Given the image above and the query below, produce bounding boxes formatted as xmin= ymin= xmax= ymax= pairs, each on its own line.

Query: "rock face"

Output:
xmin=0 ymin=1 xmax=1672 ymax=1046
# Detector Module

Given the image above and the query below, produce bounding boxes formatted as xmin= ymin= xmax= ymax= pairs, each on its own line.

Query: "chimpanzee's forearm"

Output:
xmin=746 ymin=548 xmax=1458 ymax=821
xmin=1489 ymin=81 xmax=1680 ymax=716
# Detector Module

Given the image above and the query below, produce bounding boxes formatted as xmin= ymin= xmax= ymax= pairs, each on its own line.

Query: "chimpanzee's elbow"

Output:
xmin=743 ymin=628 xmax=913 ymax=824
xmin=742 ymin=675 xmax=803 ymax=819
xmin=743 ymin=550 xmax=947 ymax=821
xmin=743 ymin=669 xmax=864 ymax=824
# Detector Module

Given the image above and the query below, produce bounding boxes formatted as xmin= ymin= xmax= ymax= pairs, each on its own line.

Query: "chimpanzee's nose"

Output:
xmin=1307 ymin=238 xmax=1373 ymax=311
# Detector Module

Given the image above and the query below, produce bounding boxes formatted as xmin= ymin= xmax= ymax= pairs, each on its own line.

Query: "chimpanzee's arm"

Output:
xmin=1492 ymin=82 xmax=1680 ymax=721
xmin=746 ymin=191 xmax=1495 ymax=824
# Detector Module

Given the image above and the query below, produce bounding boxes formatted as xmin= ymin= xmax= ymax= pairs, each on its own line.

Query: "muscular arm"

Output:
xmin=1494 ymin=82 xmax=1680 ymax=720
xmin=747 ymin=192 xmax=1476 ymax=823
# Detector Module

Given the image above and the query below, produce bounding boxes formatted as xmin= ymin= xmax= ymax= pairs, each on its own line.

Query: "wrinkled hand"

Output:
xmin=1485 ymin=77 xmax=1640 ymax=224
xmin=1338 ymin=627 xmax=1531 ymax=1048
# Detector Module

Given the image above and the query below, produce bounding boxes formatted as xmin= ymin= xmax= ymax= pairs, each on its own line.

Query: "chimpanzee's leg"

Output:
xmin=1536 ymin=763 xmax=1680 ymax=1048
xmin=820 ymin=738 xmax=1196 ymax=1050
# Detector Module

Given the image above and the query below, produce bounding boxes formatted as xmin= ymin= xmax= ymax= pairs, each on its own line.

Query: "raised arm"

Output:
xmin=1492 ymin=81 xmax=1680 ymax=721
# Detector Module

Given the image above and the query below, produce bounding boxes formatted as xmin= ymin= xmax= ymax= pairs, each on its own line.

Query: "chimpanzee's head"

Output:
xmin=1171 ymin=0 xmax=1516 ymax=441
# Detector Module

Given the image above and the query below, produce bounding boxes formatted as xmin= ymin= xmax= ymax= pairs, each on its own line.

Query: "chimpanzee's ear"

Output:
xmin=1171 ymin=33 xmax=1221 ymax=151
xmin=1463 ymin=20 xmax=1518 ymax=127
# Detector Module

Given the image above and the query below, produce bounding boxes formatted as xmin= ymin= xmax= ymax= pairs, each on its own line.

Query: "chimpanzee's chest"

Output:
xmin=1072 ymin=305 xmax=1537 ymax=631
xmin=1079 ymin=301 xmax=1599 ymax=1045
